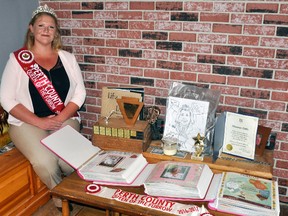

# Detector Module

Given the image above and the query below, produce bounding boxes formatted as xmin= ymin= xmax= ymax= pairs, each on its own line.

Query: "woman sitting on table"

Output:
xmin=0 ymin=4 xmax=86 ymax=210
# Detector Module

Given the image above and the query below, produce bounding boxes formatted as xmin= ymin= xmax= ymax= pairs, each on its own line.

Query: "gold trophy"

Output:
xmin=191 ymin=133 xmax=205 ymax=161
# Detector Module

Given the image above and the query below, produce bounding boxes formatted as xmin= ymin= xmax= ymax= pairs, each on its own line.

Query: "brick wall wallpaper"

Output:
xmin=40 ymin=0 xmax=288 ymax=202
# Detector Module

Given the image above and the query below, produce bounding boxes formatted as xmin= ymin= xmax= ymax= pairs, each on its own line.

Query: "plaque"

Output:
xmin=116 ymin=97 xmax=144 ymax=126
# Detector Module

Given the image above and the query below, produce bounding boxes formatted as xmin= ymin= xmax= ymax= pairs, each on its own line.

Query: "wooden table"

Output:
xmin=51 ymin=145 xmax=274 ymax=216
xmin=51 ymin=172 xmax=234 ymax=216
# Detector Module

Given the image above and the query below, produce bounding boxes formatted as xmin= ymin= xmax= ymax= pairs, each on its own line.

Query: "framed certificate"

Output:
xmin=216 ymin=112 xmax=259 ymax=160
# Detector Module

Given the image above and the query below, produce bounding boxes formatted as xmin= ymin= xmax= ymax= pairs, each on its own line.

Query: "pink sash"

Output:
xmin=14 ymin=48 xmax=65 ymax=115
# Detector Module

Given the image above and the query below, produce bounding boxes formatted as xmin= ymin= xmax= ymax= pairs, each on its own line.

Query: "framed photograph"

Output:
xmin=255 ymin=125 xmax=272 ymax=156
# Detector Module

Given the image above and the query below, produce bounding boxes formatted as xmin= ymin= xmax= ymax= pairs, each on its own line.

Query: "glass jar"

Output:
xmin=162 ymin=140 xmax=178 ymax=156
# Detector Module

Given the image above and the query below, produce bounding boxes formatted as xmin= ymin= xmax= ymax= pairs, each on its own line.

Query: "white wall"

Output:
xmin=0 ymin=0 xmax=39 ymax=77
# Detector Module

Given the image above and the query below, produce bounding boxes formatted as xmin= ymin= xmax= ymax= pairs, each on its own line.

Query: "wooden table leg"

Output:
xmin=105 ymin=209 xmax=110 ymax=216
xmin=62 ymin=199 xmax=69 ymax=216
xmin=108 ymin=211 xmax=120 ymax=216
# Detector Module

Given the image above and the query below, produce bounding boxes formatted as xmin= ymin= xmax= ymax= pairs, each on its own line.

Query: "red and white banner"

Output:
xmin=86 ymin=184 xmax=213 ymax=216
xmin=14 ymin=48 xmax=64 ymax=114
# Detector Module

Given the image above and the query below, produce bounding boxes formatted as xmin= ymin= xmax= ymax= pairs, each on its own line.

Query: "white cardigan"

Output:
xmin=0 ymin=50 xmax=86 ymax=126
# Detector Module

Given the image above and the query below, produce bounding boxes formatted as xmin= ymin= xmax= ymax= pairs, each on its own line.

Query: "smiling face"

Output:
xmin=178 ymin=108 xmax=191 ymax=126
xmin=29 ymin=14 xmax=57 ymax=47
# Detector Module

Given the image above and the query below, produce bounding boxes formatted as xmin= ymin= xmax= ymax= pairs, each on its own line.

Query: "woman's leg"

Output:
xmin=9 ymin=123 xmax=63 ymax=189
xmin=9 ymin=123 xmax=63 ymax=206
xmin=9 ymin=119 xmax=79 ymax=207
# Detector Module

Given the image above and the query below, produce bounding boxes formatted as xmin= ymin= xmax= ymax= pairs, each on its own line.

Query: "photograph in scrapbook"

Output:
xmin=162 ymin=82 xmax=221 ymax=155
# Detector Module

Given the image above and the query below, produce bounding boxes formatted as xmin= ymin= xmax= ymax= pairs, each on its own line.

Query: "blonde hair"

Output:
xmin=24 ymin=12 xmax=62 ymax=50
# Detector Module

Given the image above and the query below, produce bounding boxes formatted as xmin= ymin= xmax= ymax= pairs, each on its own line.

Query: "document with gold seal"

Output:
xmin=214 ymin=112 xmax=259 ymax=160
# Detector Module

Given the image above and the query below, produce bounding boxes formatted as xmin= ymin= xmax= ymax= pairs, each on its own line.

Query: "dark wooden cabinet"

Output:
xmin=0 ymin=148 xmax=50 ymax=216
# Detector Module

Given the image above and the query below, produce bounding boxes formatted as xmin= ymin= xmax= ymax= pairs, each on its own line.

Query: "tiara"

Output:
xmin=32 ymin=4 xmax=57 ymax=18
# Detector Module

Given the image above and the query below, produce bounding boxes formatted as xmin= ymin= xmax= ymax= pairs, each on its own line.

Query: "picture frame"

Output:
xmin=255 ymin=125 xmax=272 ymax=156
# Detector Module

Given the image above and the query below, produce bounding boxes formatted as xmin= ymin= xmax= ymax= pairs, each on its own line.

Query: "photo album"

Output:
xmin=209 ymin=172 xmax=280 ymax=216
xmin=41 ymin=125 xmax=149 ymax=185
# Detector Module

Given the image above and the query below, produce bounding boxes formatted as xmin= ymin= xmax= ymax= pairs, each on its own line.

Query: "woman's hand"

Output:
xmin=9 ymin=104 xmax=64 ymax=130
xmin=9 ymin=103 xmax=79 ymax=131
xmin=35 ymin=115 xmax=63 ymax=130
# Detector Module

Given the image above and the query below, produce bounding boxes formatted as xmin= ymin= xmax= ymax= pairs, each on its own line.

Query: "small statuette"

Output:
xmin=104 ymin=110 xmax=116 ymax=124
xmin=145 ymin=106 xmax=160 ymax=124
xmin=191 ymin=133 xmax=205 ymax=161
xmin=162 ymin=140 xmax=178 ymax=156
